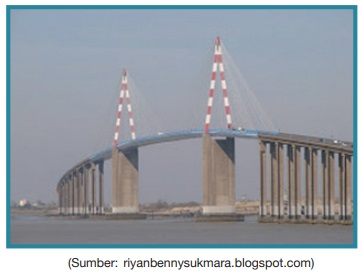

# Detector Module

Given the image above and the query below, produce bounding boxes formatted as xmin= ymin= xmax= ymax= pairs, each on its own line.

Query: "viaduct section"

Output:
xmin=259 ymin=133 xmax=353 ymax=223
xmin=57 ymin=160 xmax=104 ymax=215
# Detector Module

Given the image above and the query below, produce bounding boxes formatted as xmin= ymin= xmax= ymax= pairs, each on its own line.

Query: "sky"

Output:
xmin=10 ymin=8 xmax=353 ymax=204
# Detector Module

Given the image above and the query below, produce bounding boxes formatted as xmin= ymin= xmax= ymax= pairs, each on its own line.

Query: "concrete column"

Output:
xmin=328 ymin=151 xmax=335 ymax=220
xmin=304 ymin=147 xmax=311 ymax=219
xmin=98 ymin=161 xmax=104 ymax=214
xmin=73 ymin=173 xmax=78 ymax=215
xmin=64 ymin=183 xmax=68 ymax=214
xmin=287 ymin=145 xmax=295 ymax=218
xmin=69 ymin=178 xmax=73 ymax=215
xmin=311 ymin=149 xmax=318 ymax=219
xmin=78 ymin=169 xmax=85 ymax=215
xmin=59 ymin=184 xmax=62 ymax=214
xmin=63 ymin=183 xmax=67 ymax=215
xmin=72 ymin=174 xmax=77 ymax=215
xmin=344 ymin=155 xmax=352 ymax=220
xmin=294 ymin=146 xmax=301 ymax=218
xmin=202 ymin=135 xmax=235 ymax=214
xmin=259 ymin=141 xmax=267 ymax=217
xmin=322 ymin=150 xmax=329 ymax=219
xmin=60 ymin=185 xmax=64 ymax=214
xmin=83 ymin=166 xmax=89 ymax=215
xmin=76 ymin=172 xmax=80 ymax=215
xmin=72 ymin=174 xmax=78 ymax=215
xmin=277 ymin=143 xmax=284 ymax=219
xmin=70 ymin=176 xmax=73 ymax=215
xmin=62 ymin=184 xmax=66 ymax=214
xmin=112 ymin=148 xmax=139 ymax=213
xmin=65 ymin=182 xmax=68 ymax=214
xmin=77 ymin=171 xmax=82 ymax=215
xmin=63 ymin=184 xmax=66 ymax=214
xmin=277 ymin=143 xmax=284 ymax=218
xmin=338 ymin=154 xmax=345 ymax=220
xmin=65 ymin=179 xmax=69 ymax=215
xmin=91 ymin=165 xmax=96 ymax=215
xmin=73 ymin=172 xmax=79 ymax=215
xmin=67 ymin=176 xmax=72 ymax=215
xmin=57 ymin=187 xmax=62 ymax=214
xmin=65 ymin=181 xmax=68 ymax=214
xmin=270 ymin=142 xmax=278 ymax=217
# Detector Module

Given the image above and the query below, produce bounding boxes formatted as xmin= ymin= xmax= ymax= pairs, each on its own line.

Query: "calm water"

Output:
xmin=11 ymin=215 xmax=353 ymax=245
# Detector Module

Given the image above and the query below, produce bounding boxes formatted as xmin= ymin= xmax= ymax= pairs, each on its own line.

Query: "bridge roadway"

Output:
xmin=56 ymin=128 xmax=353 ymax=223
xmin=58 ymin=128 xmax=261 ymax=182
xmin=59 ymin=128 xmax=352 ymax=180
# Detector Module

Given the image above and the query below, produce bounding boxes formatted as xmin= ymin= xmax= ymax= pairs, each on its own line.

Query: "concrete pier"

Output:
xmin=84 ymin=165 xmax=90 ymax=214
xmin=91 ymin=165 xmax=96 ymax=214
xmin=304 ymin=147 xmax=311 ymax=219
xmin=259 ymin=142 xmax=267 ymax=217
xmin=287 ymin=145 xmax=295 ymax=218
xmin=78 ymin=169 xmax=85 ymax=215
xmin=294 ymin=146 xmax=301 ymax=219
xmin=73 ymin=172 xmax=79 ymax=215
xmin=98 ymin=162 xmax=104 ymax=214
xmin=59 ymin=184 xmax=62 ymax=214
xmin=112 ymin=148 xmax=139 ymax=213
xmin=339 ymin=154 xmax=344 ymax=220
xmin=344 ymin=155 xmax=352 ymax=221
xmin=57 ymin=187 xmax=62 ymax=214
xmin=65 ymin=180 xmax=68 ymax=215
xmin=63 ymin=182 xmax=67 ymax=214
xmin=322 ymin=150 xmax=329 ymax=219
xmin=76 ymin=171 xmax=81 ymax=214
xmin=311 ymin=149 xmax=318 ymax=219
xmin=277 ymin=143 xmax=284 ymax=219
xmin=328 ymin=151 xmax=335 ymax=220
xmin=270 ymin=142 xmax=278 ymax=218
xmin=202 ymin=134 xmax=235 ymax=215
xmin=69 ymin=178 xmax=73 ymax=215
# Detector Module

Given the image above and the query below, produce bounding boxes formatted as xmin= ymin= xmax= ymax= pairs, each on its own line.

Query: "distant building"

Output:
xmin=32 ymin=200 xmax=46 ymax=208
xmin=18 ymin=199 xmax=31 ymax=208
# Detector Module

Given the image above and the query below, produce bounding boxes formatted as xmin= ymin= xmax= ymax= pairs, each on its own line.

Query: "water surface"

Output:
xmin=10 ymin=214 xmax=353 ymax=245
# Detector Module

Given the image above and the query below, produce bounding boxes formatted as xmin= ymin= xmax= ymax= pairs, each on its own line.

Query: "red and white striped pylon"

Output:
xmin=112 ymin=70 xmax=136 ymax=148
xmin=204 ymin=36 xmax=233 ymax=133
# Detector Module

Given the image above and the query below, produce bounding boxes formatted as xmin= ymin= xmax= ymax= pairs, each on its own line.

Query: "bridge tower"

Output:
xmin=202 ymin=37 xmax=237 ymax=217
xmin=111 ymin=70 xmax=139 ymax=214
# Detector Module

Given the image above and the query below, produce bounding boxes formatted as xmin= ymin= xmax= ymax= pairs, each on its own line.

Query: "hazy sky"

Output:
xmin=10 ymin=8 xmax=353 ymax=204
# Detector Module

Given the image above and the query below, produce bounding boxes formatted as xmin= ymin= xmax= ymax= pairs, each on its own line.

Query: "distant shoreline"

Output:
xmin=10 ymin=200 xmax=260 ymax=217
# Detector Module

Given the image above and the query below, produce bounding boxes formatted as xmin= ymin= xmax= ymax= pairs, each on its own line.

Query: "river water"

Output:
xmin=10 ymin=214 xmax=353 ymax=246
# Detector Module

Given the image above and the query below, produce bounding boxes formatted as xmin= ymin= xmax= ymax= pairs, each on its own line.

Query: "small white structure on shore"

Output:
xmin=18 ymin=199 xmax=31 ymax=208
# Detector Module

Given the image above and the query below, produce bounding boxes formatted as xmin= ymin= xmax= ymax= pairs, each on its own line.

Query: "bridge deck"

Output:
xmin=57 ymin=128 xmax=353 ymax=186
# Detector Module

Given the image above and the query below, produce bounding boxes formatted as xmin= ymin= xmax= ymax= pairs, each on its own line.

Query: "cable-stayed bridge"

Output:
xmin=56 ymin=37 xmax=353 ymax=224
